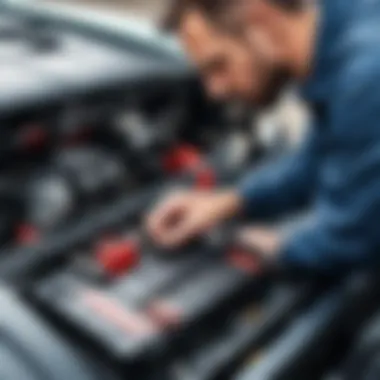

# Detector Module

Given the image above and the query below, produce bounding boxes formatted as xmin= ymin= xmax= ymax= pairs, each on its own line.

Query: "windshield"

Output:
xmin=0 ymin=0 xmax=185 ymax=59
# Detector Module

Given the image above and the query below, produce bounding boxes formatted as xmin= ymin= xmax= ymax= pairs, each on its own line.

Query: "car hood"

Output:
xmin=0 ymin=0 xmax=187 ymax=62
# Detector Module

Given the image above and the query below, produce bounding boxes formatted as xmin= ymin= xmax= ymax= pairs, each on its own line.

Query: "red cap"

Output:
xmin=162 ymin=144 xmax=202 ymax=174
xmin=15 ymin=224 xmax=41 ymax=245
xmin=96 ymin=238 xmax=140 ymax=276
xmin=227 ymin=248 xmax=261 ymax=275
xmin=194 ymin=167 xmax=216 ymax=189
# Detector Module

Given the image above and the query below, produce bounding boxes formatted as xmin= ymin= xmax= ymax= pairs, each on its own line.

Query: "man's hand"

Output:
xmin=146 ymin=190 xmax=242 ymax=248
xmin=237 ymin=226 xmax=282 ymax=261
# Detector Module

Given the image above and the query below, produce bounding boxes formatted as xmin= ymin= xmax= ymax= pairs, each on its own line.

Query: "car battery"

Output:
xmin=30 ymin=224 xmax=270 ymax=367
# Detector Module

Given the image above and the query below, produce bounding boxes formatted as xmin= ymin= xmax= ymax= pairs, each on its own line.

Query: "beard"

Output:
xmin=238 ymin=33 xmax=293 ymax=108
xmin=252 ymin=65 xmax=292 ymax=109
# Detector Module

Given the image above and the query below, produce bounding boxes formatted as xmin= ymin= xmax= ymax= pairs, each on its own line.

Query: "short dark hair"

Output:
xmin=163 ymin=0 xmax=304 ymax=31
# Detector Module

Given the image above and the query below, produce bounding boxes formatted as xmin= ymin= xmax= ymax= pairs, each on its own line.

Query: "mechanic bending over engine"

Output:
xmin=146 ymin=0 xmax=380 ymax=274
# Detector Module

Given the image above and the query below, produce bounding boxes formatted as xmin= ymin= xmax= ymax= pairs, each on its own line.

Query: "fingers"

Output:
xmin=236 ymin=226 xmax=280 ymax=256
xmin=156 ymin=212 xmax=202 ymax=248
xmin=145 ymin=190 xmax=225 ymax=249
xmin=146 ymin=191 xmax=189 ymax=246
xmin=237 ymin=227 xmax=263 ymax=247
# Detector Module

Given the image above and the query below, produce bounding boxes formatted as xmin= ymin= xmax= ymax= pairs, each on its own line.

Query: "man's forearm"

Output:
xmin=238 ymin=157 xmax=315 ymax=220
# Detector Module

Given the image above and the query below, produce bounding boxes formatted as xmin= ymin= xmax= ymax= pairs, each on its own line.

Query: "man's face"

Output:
xmin=179 ymin=9 xmax=289 ymax=107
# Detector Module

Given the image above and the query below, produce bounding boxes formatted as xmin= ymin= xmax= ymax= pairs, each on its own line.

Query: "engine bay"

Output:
xmin=0 ymin=9 xmax=258 ymax=252
xmin=1 ymin=4 xmax=380 ymax=380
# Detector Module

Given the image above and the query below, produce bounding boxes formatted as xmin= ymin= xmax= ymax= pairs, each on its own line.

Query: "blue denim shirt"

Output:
xmin=239 ymin=0 xmax=380 ymax=273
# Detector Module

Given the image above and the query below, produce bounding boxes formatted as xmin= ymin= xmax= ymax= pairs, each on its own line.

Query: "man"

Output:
xmin=147 ymin=0 xmax=380 ymax=273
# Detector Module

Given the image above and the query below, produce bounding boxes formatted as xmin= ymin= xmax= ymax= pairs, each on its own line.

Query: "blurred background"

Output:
xmin=40 ymin=0 xmax=167 ymax=20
